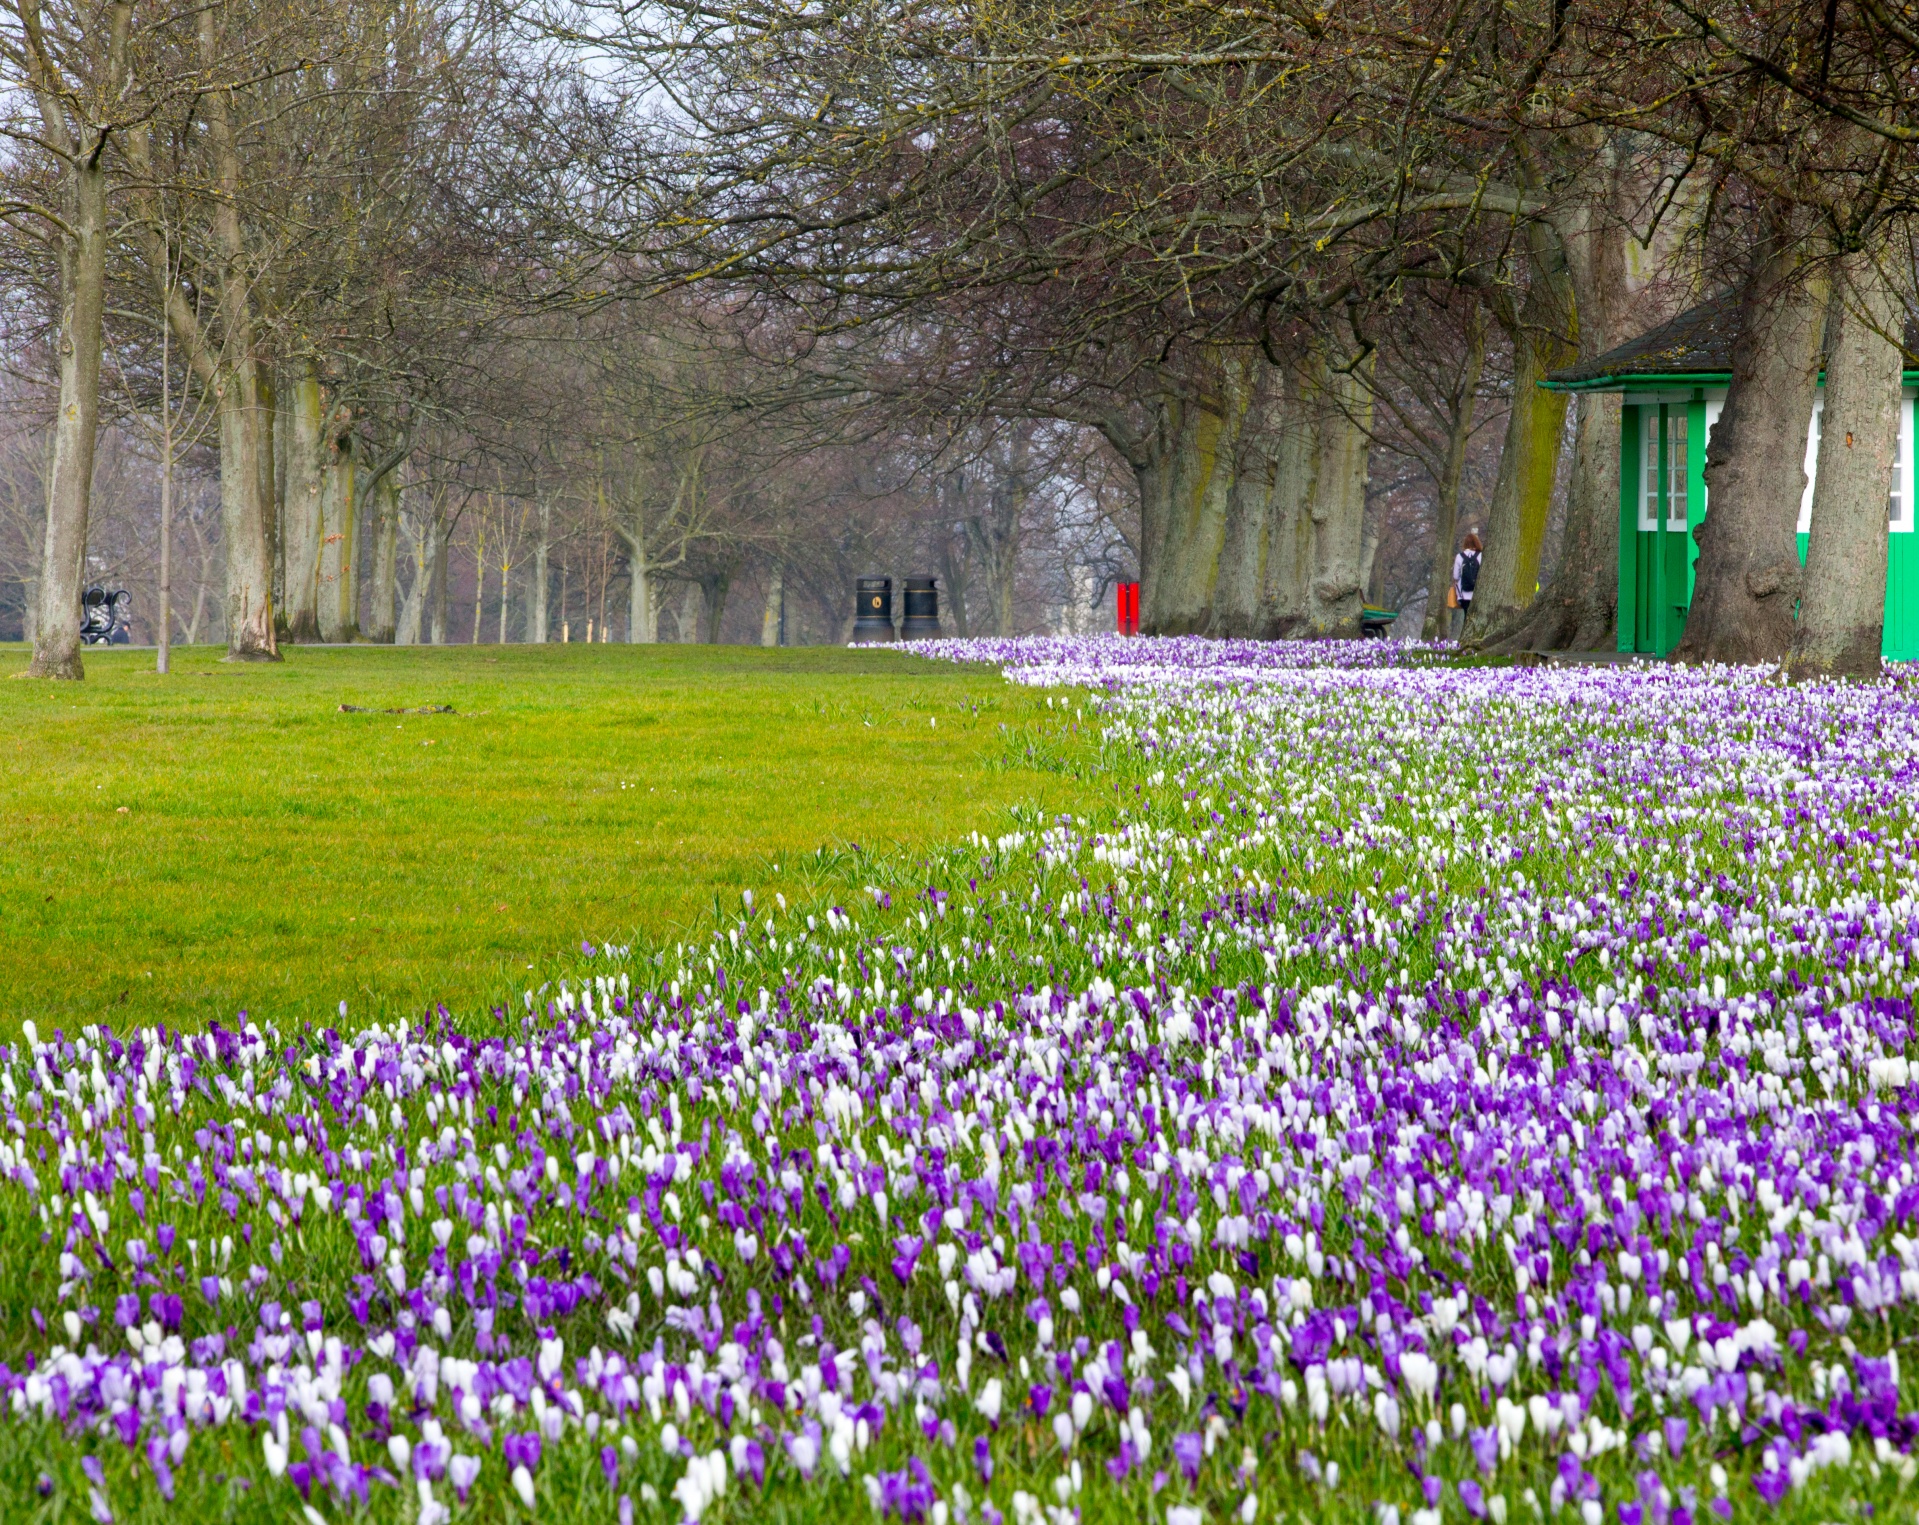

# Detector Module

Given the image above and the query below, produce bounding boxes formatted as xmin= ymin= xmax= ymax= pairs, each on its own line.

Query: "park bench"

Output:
xmin=1360 ymin=605 xmax=1397 ymax=638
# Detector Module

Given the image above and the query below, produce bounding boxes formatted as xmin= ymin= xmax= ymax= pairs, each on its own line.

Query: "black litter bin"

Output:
xmin=853 ymin=576 xmax=895 ymax=643
xmin=900 ymin=577 xmax=940 ymax=640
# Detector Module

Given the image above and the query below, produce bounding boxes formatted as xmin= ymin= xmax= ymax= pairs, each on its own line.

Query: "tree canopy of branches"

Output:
xmin=6 ymin=0 xmax=1919 ymax=674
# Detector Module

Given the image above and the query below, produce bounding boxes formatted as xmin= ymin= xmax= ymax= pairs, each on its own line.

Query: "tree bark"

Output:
xmin=630 ymin=563 xmax=655 ymax=641
xmin=21 ymin=0 xmax=132 ymax=678
xmin=1302 ymin=352 xmax=1373 ymax=637
xmin=1789 ymin=250 xmax=1903 ymax=680
xmin=966 ymin=500 xmax=1022 ymax=637
xmin=215 ymin=366 xmax=278 ymax=658
xmin=678 ymin=579 xmax=704 ymax=642
xmin=1487 ymin=145 xmax=1704 ymax=652
xmin=1674 ymin=233 xmax=1828 ymax=665
xmin=429 ymin=514 xmax=449 ymax=644
xmin=281 ymin=366 xmax=325 ymax=641
xmin=760 ymin=563 xmax=783 ymax=645
xmin=619 ymin=513 xmax=654 ymax=642
xmin=471 ymin=522 xmax=487 ymax=644
xmin=532 ymin=496 xmax=551 ymax=643
xmin=1491 ymin=391 xmax=1621 ymax=650
xmin=1359 ymin=521 xmax=1382 ymax=604
xmin=157 ymin=401 xmax=173 ymax=673
xmin=1464 ymin=229 xmax=1578 ymax=643
xmin=704 ymin=569 xmax=731 ymax=642
xmin=316 ymin=408 xmax=358 ymax=642
xmin=26 ymin=118 xmax=114 ymax=679
xmin=260 ymin=370 xmax=279 ymax=631
xmin=395 ymin=522 xmax=426 ymax=646
xmin=366 ymin=469 xmax=400 ymax=643
xmin=200 ymin=8 xmax=277 ymax=662
xmin=1257 ymin=351 xmax=1325 ymax=638
xmin=1210 ymin=354 xmax=1286 ymax=637
xmin=937 ymin=532 xmax=972 ymax=637
xmin=936 ymin=472 xmax=973 ymax=636
xmin=961 ymin=434 xmax=1029 ymax=636
xmin=1136 ymin=359 xmax=1242 ymax=635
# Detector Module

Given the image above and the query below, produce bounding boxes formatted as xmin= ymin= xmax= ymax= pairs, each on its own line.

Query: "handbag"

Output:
xmin=1446 ymin=586 xmax=1457 ymax=609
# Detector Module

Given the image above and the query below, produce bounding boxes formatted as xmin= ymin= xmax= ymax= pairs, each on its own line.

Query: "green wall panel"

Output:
xmin=1619 ymin=396 xmax=1917 ymax=661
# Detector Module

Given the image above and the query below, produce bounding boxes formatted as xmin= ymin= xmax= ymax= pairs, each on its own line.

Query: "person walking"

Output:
xmin=1450 ymin=531 xmax=1482 ymax=640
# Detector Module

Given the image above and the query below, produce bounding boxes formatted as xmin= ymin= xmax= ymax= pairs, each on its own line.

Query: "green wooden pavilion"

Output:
xmin=1543 ymin=295 xmax=1919 ymax=658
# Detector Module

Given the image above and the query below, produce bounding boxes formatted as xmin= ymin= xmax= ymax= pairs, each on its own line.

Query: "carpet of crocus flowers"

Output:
xmin=9 ymin=636 xmax=1919 ymax=1525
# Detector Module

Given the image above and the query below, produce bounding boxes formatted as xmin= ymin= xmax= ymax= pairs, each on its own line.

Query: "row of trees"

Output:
xmin=553 ymin=0 xmax=1919 ymax=674
xmin=7 ymin=0 xmax=1917 ymax=676
xmin=0 ymin=0 xmax=1141 ymax=662
xmin=0 ymin=365 xmax=1138 ymax=650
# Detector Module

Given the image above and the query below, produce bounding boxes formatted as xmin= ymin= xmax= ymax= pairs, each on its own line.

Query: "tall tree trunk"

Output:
xmin=620 ymin=518 xmax=654 ymax=642
xmin=760 ymin=564 xmax=783 ymax=645
xmin=1789 ymin=249 xmax=1903 ymax=680
xmin=938 ymin=535 xmax=971 ymax=637
xmin=704 ymin=570 xmax=731 ymax=643
xmin=1674 ymin=233 xmax=1828 ymax=665
xmin=1498 ymin=391 xmax=1622 ymax=650
xmin=470 ymin=524 xmax=487 ymax=644
xmin=395 ymin=513 xmax=427 ymax=646
xmin=637 ymin=574 xmax=657 ymax=640
xmin=260 ymin=370 xmax=279 ymax=635
xmin=200 ymin=8 xmax=276 ymax=662
xmin=1421 ymin=314 xmax=1488 ymax=639
xmin=429 ymin=516 xmax=449 ymax=644
xmin=1490 ymin=143 xmax=1703 ymax=651
xmin=1464 ymin=230 xmax=1579 ymax=644
xmin=980 ymin=509 xmax=1019 ymax=636
xmin=366 ymin=470 xmax=400 ymax=643
xmin=962 ymin=434 xmax=1030 ymax=636
xmin=316 ymin=410 xmax=357 ymax=642
xmin=1302 ymin=351 xmax=1373 ymax=637
xmin=678 ymin=579 xmax=704 ymax=642
xmin=1134 ymin=397 xmax=1200 ymax=634
xmin=281 ymin=366 xmax=325 ymax=642
xmin=1257 ymin=351 xmax=1326 ymax=637
xmin=270 ymin=374 xmax=287 ymax=638
xmin=532 ymin=496 xmax=551 ymax=643
xmin=936 ymin=472 xmax=973 ymax=636
xmin=157 ymin=403 xmax=173 ymax=673
xmin=216 ymin=366 xmax=278 ymax=658
xmin=183 ymin=509 xmax=209 ymax=643
xmin=27 ymin=125 xmax=113 ymax=679
xmin=23 ymin=0 xmax=132 ymax=677
xmin=1136 ymin=358 xmax=1246 ymax=635
xmin=1359 ymin=521 xmax=1382 ymax=604
xmin=1211 ymin=354 xmax=1286 ymax=637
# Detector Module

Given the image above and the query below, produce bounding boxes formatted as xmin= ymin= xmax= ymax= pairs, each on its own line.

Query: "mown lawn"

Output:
xmin=0 ymin=642 xmax=1090 ymax=1031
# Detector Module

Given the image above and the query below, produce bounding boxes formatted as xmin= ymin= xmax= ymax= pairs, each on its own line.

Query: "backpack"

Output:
xmin=1459 ymin=551 xmax=1481 ymax=595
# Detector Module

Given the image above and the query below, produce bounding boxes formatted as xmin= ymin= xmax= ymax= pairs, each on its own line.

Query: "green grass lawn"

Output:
xmin=0 ymin=642 xmax=1090 ymax=1031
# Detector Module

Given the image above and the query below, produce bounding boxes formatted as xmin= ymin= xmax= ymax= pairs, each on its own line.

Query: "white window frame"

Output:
xmin=1894 ymin=393 xmax=1914 ymax=534
xmin=1797 ymin=392 xmax=1913 ymax=534
xmin=1638 ymin=407 xmax=1690 ymax=532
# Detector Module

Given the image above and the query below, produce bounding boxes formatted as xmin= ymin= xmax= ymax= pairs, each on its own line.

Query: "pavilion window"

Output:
xmin=1892 ymin=396 xmax=1912 ymax=533
xmin=1639 ymin=410 xmax=1687 ymax=531
xmin=1797 ymin=394 xmax=1914 ymax=534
